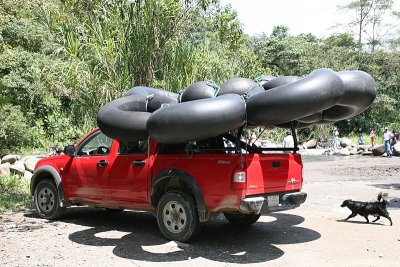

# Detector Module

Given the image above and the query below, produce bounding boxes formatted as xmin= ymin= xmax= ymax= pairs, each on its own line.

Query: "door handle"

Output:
xmin=132 ymin=160 xmax=145 ymax=166
xmin=97 ymin=160 xmax=109 ymax=167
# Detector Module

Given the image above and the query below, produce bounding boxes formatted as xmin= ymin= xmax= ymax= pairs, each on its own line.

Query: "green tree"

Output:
xmin=340 ymin=0 xmax=398 ymax=51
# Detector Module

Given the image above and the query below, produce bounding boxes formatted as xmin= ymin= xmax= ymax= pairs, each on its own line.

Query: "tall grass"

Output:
xmin=0 ymin=175 xmax=31 ymax=211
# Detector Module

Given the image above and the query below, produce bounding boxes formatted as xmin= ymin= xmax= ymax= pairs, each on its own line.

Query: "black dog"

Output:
xmin=341 ymin=192 xmax=392 ymax=226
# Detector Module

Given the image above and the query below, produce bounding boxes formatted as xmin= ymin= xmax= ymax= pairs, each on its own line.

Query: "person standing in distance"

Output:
xmin=383 ymin=127 xmax=393 ymax=158
xmin=332 ymin=127 xmax=339 ymax=149
xmin=283 ymin=130 xmax=294 ymax=148
xmin=369 ymin=128 xmax=376 ymax=148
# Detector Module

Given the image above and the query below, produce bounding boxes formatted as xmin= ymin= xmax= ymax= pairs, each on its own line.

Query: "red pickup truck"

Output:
xmin=31 ymin=127 xmax=306 ymax=242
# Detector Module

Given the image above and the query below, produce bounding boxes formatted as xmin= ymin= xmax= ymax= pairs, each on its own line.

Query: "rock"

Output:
xmin=305 ymin=139 xmax=317 ymax=149
xmin=1 ymin=154 xmax=20 ymax=164
xmin=0 ymin=162 xmax=11 ymax=176
xmin=340 ymin=138 xmax=355 ymax=148
xmin=9 ymin=161 xmax=25 ymax=176
xmin=349 ymin=148 xmax=358 ymax=155
xmin=24 ymin=156 xmax=40 ymax=172
xmin=339 ymin=148 xmax=351 ymax=156
xmin=362 ymin=151 xmax=373 ymax=156
xmin=357 ymin=145 xmax=369 ymax=151
xmin=393 ymin=142 xmax=400 ymax=156
xmin=323 ymin=149 xmax=334 ymax=156
xmin=23 ymin=171 xmax=33 ymax=182
xmin=372 ymin=144 xmax=385 ymax=156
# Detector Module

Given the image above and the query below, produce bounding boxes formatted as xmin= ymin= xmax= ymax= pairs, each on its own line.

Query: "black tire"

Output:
xmin=33 ymin=179 xmax=65 ymax=220
xmin=223 ymin=212 xmax=261 ymax=226
xmin=156 ymin=190 xmax=200 ymax=242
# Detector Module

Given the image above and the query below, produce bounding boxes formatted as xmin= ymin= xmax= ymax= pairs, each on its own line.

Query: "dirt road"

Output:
xmin=1 ymin=156 xmax=399 ymax=266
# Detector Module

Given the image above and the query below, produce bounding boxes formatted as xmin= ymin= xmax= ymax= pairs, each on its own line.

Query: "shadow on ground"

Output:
xmin=26 ymin=208 xmax=320 ymax=264
xmin=336 ymin=219 xmax=392 ymax=226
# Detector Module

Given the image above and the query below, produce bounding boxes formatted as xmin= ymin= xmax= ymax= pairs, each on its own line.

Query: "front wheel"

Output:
xmin=34 ymin=179 xmax=65 ymax=220
xmin=223 ymin=212 xmax=261 ymax=226
xmin=156 ymin=190 xmax=200 ymax=242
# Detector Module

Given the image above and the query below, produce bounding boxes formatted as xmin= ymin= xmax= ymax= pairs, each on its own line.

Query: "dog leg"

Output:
xmin=372 ymin=216 xmax=380 ymax=223
xmin=382 ymin=215 xmax=393 ymax=226
xmin=344 ymin=213 xmax=357 ymax=221
xmin=364 ymin=216 xmax=370 ymax=223
xmin=380 ymin=210 xmax=393 ymax=226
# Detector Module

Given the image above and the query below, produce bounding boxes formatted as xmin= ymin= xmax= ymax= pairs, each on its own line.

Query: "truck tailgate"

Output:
xmin=245 ymin=153 xmax=303 ymax=195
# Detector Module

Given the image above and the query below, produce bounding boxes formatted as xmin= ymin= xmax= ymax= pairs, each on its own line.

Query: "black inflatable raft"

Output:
xmin=147 ymin=94 xmax=246 ymax=144
xmin=97 ymin=68 xmax=376 ymax=144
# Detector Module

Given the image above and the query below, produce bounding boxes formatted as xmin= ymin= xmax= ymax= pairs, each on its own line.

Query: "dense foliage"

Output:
xmin=0 ymin=0 xmax=399 ymax=152
xmin=0 ymin=174 xmax=31 ymax=211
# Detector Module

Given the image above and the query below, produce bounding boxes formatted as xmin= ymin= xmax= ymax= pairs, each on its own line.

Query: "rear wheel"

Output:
xmin=223 ymin=212 xmax=261 ymax=226
xmin=34 ymin=179 xmax=65 ymax=220
xmin=156 ymin=190 xmax=200 ymax=242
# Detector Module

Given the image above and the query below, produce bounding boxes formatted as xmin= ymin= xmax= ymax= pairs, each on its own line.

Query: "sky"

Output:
xmin=221 ymin=0 xmax=398 ymax=38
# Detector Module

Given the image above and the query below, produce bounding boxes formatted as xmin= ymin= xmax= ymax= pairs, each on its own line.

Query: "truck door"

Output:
xmin=109 ymin=140 xmax=150 ymax=204
xmin=63 ymin=131 xmax=113 ymax=200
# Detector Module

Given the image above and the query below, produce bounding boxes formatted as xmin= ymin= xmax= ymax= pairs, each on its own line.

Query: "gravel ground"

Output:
xmin=1 ymin=155 xmax=399 ymax=267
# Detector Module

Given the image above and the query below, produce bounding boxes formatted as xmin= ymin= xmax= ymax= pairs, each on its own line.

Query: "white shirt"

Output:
xmin=383 ymin=131 xmax=392 ymax=141
xmin=283 ymin=135 xmax=294 ymax=148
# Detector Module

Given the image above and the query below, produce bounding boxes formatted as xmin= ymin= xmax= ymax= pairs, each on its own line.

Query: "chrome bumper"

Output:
xmin=239 ymin=192 xmax=307 ymax=214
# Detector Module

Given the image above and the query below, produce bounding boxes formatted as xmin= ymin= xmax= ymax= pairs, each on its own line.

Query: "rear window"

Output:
xmin=118 ymin=140 xmax=147 ymax=154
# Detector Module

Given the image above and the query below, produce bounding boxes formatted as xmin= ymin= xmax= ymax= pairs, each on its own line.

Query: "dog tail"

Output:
xmin=377 ymin=192 xmax=389 ymax=204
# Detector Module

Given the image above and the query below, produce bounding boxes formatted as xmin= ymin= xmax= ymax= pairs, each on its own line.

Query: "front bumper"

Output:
xmin=239 ymin=192 xmax=307 ymax=214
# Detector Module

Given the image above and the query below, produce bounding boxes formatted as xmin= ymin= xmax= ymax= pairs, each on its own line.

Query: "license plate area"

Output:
xmin=267 ymin=195 xmax=279 ymax=207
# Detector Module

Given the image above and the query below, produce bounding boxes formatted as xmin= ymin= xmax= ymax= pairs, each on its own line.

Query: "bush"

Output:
xmin=0 ymin=104 xmax=32 ymax=152
xmin=0 ymin=174 xmax=31 ymax=211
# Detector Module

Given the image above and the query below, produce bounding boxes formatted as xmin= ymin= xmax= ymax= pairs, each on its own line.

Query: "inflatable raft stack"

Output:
xmin=97 ymin=68 xmax=377 ymax=144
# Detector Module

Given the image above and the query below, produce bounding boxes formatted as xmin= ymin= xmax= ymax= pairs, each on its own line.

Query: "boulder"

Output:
xmin=323 ymin=149 xmax=334 ymax=156
xmin=9 ymin=161 xmax=25 ymax=175
xmin=340 ymin=138 xmax=355 ymax=148
xmin=393 ymin=142 xmax=400 ymax=156
xmin=349 ymin=148 xmax=358 ymax=155
xmin=372 ymin=144 xmax=385 ymax=156
xmin=362 ymin=151 xmax=373 ymax=156
xmin=339 ymin=147 xmax=351 ymax=156
xmin=0 ymin=162 xmax=11 ymax=176
xmin=304 ymin=139 xmax=317 ymax=149
xmin=357 ymin=145 xmax=369 ymax=151
xmin=24 ymin=156 xmax=40 ymax=172
xmin=23 ymin=171 xmax=33 ymax=182
xmin=1 ymin=154 xmax=20 ymax=164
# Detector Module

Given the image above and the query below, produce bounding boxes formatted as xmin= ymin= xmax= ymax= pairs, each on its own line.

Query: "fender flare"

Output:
xmin=30 ymin=165 xmax=66 ymax=206
xmin=151 ymin=169 xmax=208 ymax=222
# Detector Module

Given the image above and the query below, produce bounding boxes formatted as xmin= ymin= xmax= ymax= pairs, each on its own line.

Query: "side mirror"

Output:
xmin=64 ymin=145 xmax=75 ymax=156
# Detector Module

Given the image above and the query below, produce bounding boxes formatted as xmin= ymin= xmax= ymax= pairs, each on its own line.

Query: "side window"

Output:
xmin=77 ymin=132 xmax=113 ymax=156
xmin=119 ymin=140 xmax=147 ymax=154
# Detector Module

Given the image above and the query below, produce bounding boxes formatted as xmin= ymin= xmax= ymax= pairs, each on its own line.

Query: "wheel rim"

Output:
xmin=162 ymin=200 xmax=187 ymax=234
xmin=37 ymin=186 xmax=56 ymax=214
